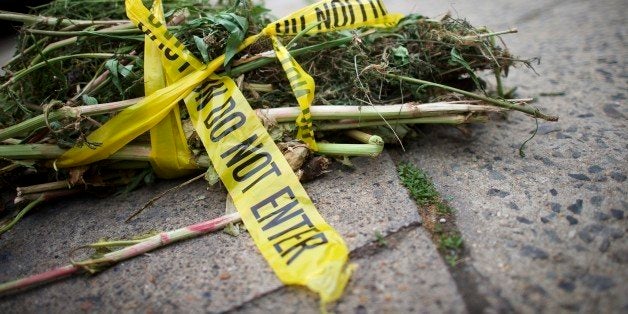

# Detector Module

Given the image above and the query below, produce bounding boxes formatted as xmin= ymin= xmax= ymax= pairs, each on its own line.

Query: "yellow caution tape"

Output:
xmin=55 ymin=0 xmax=403 ymax=304
xmin=263 ymin=0 xmax=403 ymax=36
xmin=183 ymin=74 xmax=352 ymax=303
xmin=54 ymin=3 xmax=260 ymax=167
xmin=270 ymin=36 xmax=317 ymax=150
xmin=145 ymin=0 xmax=196 ymax=178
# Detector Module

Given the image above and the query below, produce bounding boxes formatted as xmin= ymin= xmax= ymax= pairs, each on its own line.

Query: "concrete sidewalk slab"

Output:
xmin=390 ymin=0 xmax=627 ymax=312
xmin=1 ymin=0 xmax=626 ymax=312
xmin=0 ymin=153 xmax=427 ymax=312
xmin=234 ymin=227 xmax=466 ymax=314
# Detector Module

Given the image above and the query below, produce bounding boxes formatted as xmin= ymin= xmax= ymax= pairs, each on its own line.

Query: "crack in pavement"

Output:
xmin=221 ymin=221 xmax=423 ymax=313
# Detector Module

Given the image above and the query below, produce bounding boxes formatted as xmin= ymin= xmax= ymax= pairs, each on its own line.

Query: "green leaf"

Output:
xmin=105 ymin=59 xmax=123 ymax=95
xmin=207 ymin=13 xmax=248 ymax=68
xmin=81 ymin=94 xmax=98 ymax=105
xmin=392 ymin=46 xmax=409 ymax=66
xmin=449 ymin=48 xmax=484 ymax=92
xmin=193 ymin=35 xmax=210 ymax=63
xmin=119 ymin=64 xmax=134 ymax=78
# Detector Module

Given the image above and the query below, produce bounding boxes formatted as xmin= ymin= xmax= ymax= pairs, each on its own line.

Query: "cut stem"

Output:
xmin=17 ymin=180 xmax=70 ymax=196
xmin=0 ymin=212 xmax=241 ymax=295
xmin=345 ymin=130 xmax=385 ymax=145
xmin=317 ymin=142 xmax=383 ymax=157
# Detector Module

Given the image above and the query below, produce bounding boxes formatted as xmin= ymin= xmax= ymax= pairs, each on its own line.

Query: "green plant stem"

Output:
xmin=0 ymin=195 xmax=45 ymax=235
xmin=317 ymin=143 xmax=383 ymax=157
xmin=346 ymin=130 xmax=385 ymax=145
xmin=0 ymin=143 xmax=150 ymax=161
xmin=24 ymin=26 xmax=139 ymax=37
xmin=1 ymin=53 xmax=137 ymax=89
xmin=17 ymin=180 xmax=70 ymax=195
xmin=495 ymin=66 xmax=505 ymax=98
xmin=317 ymin=115 xmax=487 ymax=131
xmin=5 ymin=38 xmax=48 ymax=67
xmin=0 ymin=212 xmax=241 ymax=295
xmin=229 ymin=36 xmax=353 ymax=77
xmin=87 ymin=240 xmax=144 ymax=248
xmin=30 ymin=37 xmax=78 ymax=65
xmin=386 ymin=73 xmax=559 ymax=121
xmin=0 ymin=11 xmax=128 ymax=27
xmin=0 ymin=98 xmax=140 ymax=141
xmin=0 ymin=37 xmax=351 ymax=140
xmin=0 ymin=98 xmax=497 ymax=142
xmin=462 ymin=28 xmax=518 ymax=41
xmin=259 ymin=102 xmax=503 ymax=122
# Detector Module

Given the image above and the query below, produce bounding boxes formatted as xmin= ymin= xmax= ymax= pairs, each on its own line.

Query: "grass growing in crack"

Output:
xmin=397 ymin=164 xmax=440 ymax=206
xmin=398 ymin=163 xmax=464 ymax=267
xmin=374 ymin=231 xmax=388 ymax=247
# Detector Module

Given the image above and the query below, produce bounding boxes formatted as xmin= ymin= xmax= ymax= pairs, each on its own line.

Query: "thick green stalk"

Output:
xmin=345 ymin=130 xmax=385 ymax=145
xmin=386 ymin=73 xmax=559 ymax=121
xmin=24 ymin=26 xmax=139 ymax=37
xmin=317 ymin=115 xmax=487 ymax=131
xmin=316 ymin=143 xmax=384 ymax=157
xmin=0 ymin=98 xmax=140 ymax=141
xmin=260 ymin=102 xmax=502 ymax=122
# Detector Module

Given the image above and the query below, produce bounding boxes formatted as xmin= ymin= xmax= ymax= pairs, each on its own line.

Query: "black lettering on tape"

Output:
xmin=219 ymin=134 xmax=280 ymax=187
xmin=259 ymin=199 xmax=301 ymax=231
xmin=281 ymin=233 xmax=328 ymax=265
xmin=376 ymin=0 xmax=387 ymax=16
xmin=272 ymin=226 xmax=319 ymax=246
xmin=203 ymin=97 xmax=246 ymax=142
xmin=209 ymin=110 xmax=246 ymax=142
xmin=221 ymin=134 xmax=262 ymax=168
xmin=196 ymin=80 xmax=226 ymax=111
xmin=241 ymin=161 xmax=281 ymax=193
xmin=300 ymin=15 xmax=306 ymax=31
xmin=249 ymin=186 xmax=325 ymax=264
xmin=177 ymin=61 xmax=191 ymax=73
xmin=163 ymin=48 xmax=178 ymax=61
xmin=315 ymin=4 xmax=332 ymax=30
xmin=232 ymin=150 xmax=273 ymax=182
xmin=163 ymin=30 xmax=173 ymax=40
xmin=293 ymin=89 xmax=309 ymax=98
xmin=357 ymin=0 xmax=368 ymax=22
xmin=368 ymin=0 xmax=379 ymax=18
xmin=345 ymin=0 xmax=356 ymax=25
xmin=291 ymin=18 xmax=298 ymax=33
xmin=251 ymin=186 xmax=294 ymax=220
xmin=267 ymin=213 xmax=313 ymax=241
xmin=147 ymin=13 xmax=163 ymax=28
xmin=331 ymin=0 xmax=340 ymax=27
xmin=332 ymin=0 xmax=349 ymax=27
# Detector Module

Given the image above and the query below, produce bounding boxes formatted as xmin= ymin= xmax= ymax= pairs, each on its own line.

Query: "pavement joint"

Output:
xmin=223 ymin=221 xmax=424 ymax=313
